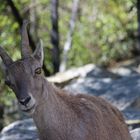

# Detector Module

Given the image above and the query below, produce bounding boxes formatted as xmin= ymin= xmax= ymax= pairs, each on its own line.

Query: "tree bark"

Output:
xmin=137 ymin=0 xmax=140 ymax=53
xmin=59 ymin=0 xmax=80 ymax=72
xmin=50 ymin=0 xmax=60 ymax=73
xmin=0 ymin=104 xmax=4 ymax=131
xmin=30 ymin=0 xmax=39 ymax=41
xmin=5 ymin=0 xmax=50 ymax=76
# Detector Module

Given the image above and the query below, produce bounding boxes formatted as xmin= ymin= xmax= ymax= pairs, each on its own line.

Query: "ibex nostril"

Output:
xmin=19 ymin=96 xmax=31 ymax=106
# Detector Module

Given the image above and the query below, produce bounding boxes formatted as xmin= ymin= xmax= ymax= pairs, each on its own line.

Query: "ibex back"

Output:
xmin=0 ymin=21 xmax=132 ymax=140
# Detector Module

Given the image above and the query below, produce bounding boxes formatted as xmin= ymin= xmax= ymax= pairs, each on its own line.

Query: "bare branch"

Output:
xmin=60 ymin=0 xmax=80 ymax=72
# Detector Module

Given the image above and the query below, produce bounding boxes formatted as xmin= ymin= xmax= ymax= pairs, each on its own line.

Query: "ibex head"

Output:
xmin=0 ymin=20 xmax=44 ymax=115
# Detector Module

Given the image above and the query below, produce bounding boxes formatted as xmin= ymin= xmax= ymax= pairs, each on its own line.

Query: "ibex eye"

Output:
xmin=35 ymin=68 xmax=42 ymax=74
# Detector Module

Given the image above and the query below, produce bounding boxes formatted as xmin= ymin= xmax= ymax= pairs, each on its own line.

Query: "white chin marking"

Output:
xmin=19 ymin=95 xmax=36 ymax=115
xmin=23 ymin=105 xmax=36 ymax=115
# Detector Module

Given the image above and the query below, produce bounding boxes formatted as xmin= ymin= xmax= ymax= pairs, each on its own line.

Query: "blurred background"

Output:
xmin=0 ymin=0 xmax=138 ymax=131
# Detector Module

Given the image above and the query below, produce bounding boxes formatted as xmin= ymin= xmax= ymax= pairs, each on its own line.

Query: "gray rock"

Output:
xmin=66 ymin=75 xmax=140 ymax=109
xmin=65 ymin=65 xmax=140 ymax=123
xmin=0 ymin=119 xmax=38 ymax=140
xmin=110 ymin=67 xmax=137 ymax=77
xmin=130 ymin=128 xmax=140 ymax=140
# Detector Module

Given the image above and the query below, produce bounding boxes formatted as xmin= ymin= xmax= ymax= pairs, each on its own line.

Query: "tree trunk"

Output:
xmin=137 ymin=0 xmax=140 ymax=53
xmin=30 ymin=0 xmax=39 ymax=41
xmin=50 ymin=0 xmax=60 ymax=73
xmin=0 ymin=104 xmax=4 ymax=131
xmin=59 ymin=0 xmax=80 ymax=72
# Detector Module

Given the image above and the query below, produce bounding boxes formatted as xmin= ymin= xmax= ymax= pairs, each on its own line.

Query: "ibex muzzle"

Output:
xmin=0 ymin=20 xmax=43 ymax=114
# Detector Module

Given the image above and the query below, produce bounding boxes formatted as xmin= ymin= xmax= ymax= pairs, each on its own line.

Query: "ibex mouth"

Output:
xmin=22 ymin=103 xmax=36 ymax=114
xmin=19 ymin=95 xmax=36 ymax=114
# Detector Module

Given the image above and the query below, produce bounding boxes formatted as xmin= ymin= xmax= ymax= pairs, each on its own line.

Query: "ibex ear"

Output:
xmin=33 ymin=40 xmax=44 ymax=66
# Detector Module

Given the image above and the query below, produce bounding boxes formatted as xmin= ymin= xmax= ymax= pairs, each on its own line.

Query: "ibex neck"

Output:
xmin=33 ymin=77 xmax=68 ymax=138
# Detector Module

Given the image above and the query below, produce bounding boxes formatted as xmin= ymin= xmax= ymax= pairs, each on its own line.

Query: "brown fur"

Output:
xmin=32 ymin=79 xmax=132 ymax=140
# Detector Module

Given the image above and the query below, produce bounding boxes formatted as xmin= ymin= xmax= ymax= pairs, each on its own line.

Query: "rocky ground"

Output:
xmin=0 ymin=59 xmax=140 ymax=140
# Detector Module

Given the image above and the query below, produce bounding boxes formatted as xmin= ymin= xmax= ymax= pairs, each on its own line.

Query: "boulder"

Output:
xmin=64 ymin=64 xmax=140 ymax=129
xmin=0 ymin=119 xmax=38 ymax=140
xmin=130 ymin=128 xmax=140 ymax=140
xmin=65 ymin=66 xmax=140 ymax=109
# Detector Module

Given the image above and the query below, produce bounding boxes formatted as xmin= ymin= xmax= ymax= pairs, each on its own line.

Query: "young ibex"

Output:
xmin=0 ymin=21 xmax=132 ymax=140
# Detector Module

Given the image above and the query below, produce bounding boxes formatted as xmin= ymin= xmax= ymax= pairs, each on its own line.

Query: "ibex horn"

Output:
xmin=0 ymin=46 xmax=13 ymax=66
xmin=21 ymin=20 xmax=32 ymax=58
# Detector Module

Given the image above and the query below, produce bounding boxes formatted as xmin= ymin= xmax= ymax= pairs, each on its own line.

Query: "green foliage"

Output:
xmin=0 ymin=0 xmax=137 ymax=107
xmin=73 ymin=0 xmax=137 ymax=65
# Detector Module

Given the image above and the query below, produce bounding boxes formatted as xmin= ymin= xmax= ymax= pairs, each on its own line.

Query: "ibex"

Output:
xmin=0 ymin=21 xmax=132 ymax=140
